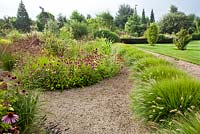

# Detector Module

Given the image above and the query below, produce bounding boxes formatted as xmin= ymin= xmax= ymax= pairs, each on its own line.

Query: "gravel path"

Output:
xmin=144 ymin=51 xmax=200 ymax=79
xmin=40 ymin=68 xmax=149 ymax=134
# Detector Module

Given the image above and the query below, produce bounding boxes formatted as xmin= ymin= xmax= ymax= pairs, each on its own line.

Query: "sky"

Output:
xmin=0 ymin=0 xmax=199 ymax=21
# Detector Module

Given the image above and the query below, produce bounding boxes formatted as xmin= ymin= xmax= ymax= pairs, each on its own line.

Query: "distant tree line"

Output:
xmin=0 ymin=1 xmax=200 ymax=39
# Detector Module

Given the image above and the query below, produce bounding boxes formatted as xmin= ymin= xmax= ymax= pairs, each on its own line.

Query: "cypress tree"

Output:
xmin=141 ymin=9 xmax=146 ymax=24
xmin=150 ymin=9 xmax=155 ymax=23
xmin=14 ymin=0 xmax=31 ymax=32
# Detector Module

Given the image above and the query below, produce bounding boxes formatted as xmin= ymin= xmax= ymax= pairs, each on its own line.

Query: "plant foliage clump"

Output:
xmin=140 ymin=65 xmax=188 ymax=81
xmin=94 ymin=29 xmax=120 ymax=43
xmin=173 ymin=29 xmax=191 ymax=50
xmin=134 ymin=57 xmax=171 ymax=72
xmin=146 ymin=23 xmax=159 ymax=45
xmin=132 ymin=78 xmax=200 ymax=123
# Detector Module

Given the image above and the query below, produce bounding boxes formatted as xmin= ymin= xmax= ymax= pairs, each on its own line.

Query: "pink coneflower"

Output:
xmin=2 ymin=112 xmax=19 ymax=124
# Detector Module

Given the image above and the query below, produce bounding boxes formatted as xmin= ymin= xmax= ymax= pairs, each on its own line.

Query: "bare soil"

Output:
xmin=40 ymin=68 xmax=149 ymax=134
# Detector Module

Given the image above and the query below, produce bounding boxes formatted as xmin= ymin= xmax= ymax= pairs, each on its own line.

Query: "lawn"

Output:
xmin=135 ymin=41 xmax=200 ymax=65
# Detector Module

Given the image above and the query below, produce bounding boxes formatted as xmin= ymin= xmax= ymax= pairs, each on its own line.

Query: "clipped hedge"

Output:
xmin=120 ymin=38 xmax=173 ymax=44
xmin=192 ymin=33 xmax=200 ymax=40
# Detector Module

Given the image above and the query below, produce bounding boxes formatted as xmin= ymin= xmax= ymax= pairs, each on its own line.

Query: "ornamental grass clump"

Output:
xmin=171 ymin=113 xmax=200 ymax=134
xmin=124 ymin=51 xmax=152 ymax=65
xmin=0 ymin=73 xmax=42 ymax=134
xmin=134 ymin=57 xmax=171 ymax=72
xmin=131 ymin=78 xmax=200 ymax=124
xmin=140 ymin=65 xmax=188 ymax=81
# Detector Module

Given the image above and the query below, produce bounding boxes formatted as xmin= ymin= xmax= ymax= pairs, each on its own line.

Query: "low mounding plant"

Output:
xmin=19 ymin=56 xmax=121 ymax=90
xmin=70 ymin=21 xmax=88 ymax=39
xmin=134 ymin=57 xmax=171 ymax=72
xmin=17 ymin=40 xmax=122 ymax=90
xmin=140 ymin=65 xmax=188 ymax=81
xmin=169 ymin=113 xmax=200 ymax=134
xmin=132 ymin=78 xmax=200 ymax=123
xmin=94 ymin=29 xmax=120 ymax=43
xmin=21 ymin=57 xmax=69 ymax=90
xmin=146 ymin=23 xmax=159 ymax=46
xmin=173 ymin=29 xmax=191 ymax=50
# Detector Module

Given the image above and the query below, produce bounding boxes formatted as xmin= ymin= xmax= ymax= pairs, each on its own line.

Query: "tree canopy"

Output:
xmin=70 ymin=10 xmax=86 ymax=23
xmin=150 ymin=9 xmax=155 ymax=23
xmin=14 ymin=0 xmax=31 ymax=32
xmin=115 ymin=4 xmax=134 ymax=29
xmin=36 ymin=10 xmax=55 ymax=31
xmin=159 ymin=5 xmax=193 ymax=34
xmin=97 ymin=11 xmax=115 ymax=30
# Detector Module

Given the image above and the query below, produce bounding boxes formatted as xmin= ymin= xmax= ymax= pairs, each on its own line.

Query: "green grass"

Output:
xmin=135 ymin=41 xmax=200 ymax=65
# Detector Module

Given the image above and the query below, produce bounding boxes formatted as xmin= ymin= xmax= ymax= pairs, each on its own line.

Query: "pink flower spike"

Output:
xmin=2 ymin=112 xmax=19 ymax=124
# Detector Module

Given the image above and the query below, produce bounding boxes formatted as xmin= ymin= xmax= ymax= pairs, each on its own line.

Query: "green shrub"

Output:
xmin=97 ymin=57 xmax=121 ymax=79
xmin=134 ymin=57 xmax=171 ymax=72
xmin=131 ymin=78 xmax=200 ymax=123
xmin=192 ymin=32 xmax=200 ymax=40
xmin=94 ymin=29 xmax=120 ymax=43
xmin=140 ymin=65 xmax=188 ymax=81
xmin=43 ymin=33 xmax=68 ymax=57
xmin=146 ymin=23 xmax=159 ymax=46
xmin=59 ymin=26 xmax=73 ymax=41
xmin=19 ymin=56 xmax=69 ymax=90
xmin=70 ymin=21 xmax=88 ymax=39
xmin=44 ymin=19 xmax=59 ymax=34
xmin=173 ymin=29 xmax=191 ymax=50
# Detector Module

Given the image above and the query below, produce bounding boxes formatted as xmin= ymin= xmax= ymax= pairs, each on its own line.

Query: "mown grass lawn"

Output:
xmin=134 ymin=41 xmax=200 ymax=65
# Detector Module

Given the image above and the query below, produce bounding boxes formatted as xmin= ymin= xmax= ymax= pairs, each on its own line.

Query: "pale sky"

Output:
xmin=0 ymin=0 xmax=199 ymax=21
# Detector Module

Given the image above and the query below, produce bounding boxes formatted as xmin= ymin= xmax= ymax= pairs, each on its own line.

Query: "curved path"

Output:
xmin=40 ymin=68 xmax=149 ymax=134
